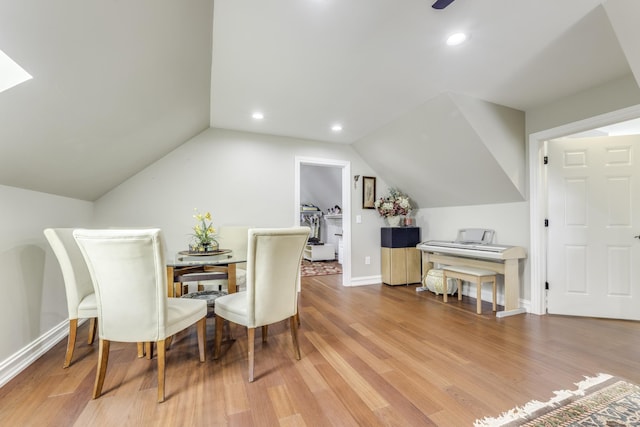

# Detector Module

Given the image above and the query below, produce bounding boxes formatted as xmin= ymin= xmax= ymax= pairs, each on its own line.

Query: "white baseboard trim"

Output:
xmin=496 ymin=307 xmax=528 ymax=318
xmin=344 ymin=276 xmax=534 ymax=314
xmin=347 ymin=275 xmax=382 ymax=286
xmin=0 ymin=320 xmax=69 ymax=389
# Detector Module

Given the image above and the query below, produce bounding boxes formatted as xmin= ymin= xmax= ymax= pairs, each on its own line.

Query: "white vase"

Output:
xmin=386 ymin=216 xmax=401 ymax=227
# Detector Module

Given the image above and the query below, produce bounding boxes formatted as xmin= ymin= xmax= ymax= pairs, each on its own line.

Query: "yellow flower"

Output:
xmin=190 ymin=209 xmax=218 ymax=251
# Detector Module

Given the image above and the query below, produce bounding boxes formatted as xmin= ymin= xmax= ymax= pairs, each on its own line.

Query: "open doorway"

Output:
xmin=294 ymin=156 xmax=351 ymax=286
xmin=528 ymin=104 xmax=640 ymax=316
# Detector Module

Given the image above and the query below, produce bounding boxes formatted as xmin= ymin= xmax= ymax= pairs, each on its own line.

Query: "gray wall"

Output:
xmin=300 ymin=165 xmax=341 ymax=213
xmin=0 ymin=185 xmax=93 ymax=366
xmin=526 ymin=74 xmax=640 ymax=135
xmin=2 ymin=73 xmax=640 ymax=387
xmin=92 ymin=128 xmax=385 ymax=278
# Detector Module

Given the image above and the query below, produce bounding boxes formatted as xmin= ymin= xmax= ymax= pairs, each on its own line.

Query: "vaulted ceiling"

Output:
xmin=1 ymin=0 xmax=639 ymax=202
xmin=0 ymin=0 xmax=214 ymax=200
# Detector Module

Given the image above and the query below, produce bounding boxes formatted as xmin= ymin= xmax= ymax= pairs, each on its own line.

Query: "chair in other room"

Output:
xmin=214 ymin=225 xmax=251 ymax=291
xmin=214 ymin=226 xmax=309 ymax=382
xmin=44 ymin=228 xmax=98 ymax=368
xmin=180 ymin=226 xmax=252 ymax=312
xmin=180 ymin=225 xmax=251 ymax=296
xmin=73 ymin=228 xmax=207 ymax=403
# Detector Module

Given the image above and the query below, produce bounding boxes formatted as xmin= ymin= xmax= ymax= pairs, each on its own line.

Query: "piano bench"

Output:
xmin=442 ymin=266 xmax=497 ymax=314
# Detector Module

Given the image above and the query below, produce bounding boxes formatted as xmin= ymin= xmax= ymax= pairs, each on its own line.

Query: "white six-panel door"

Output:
xmin=547 ymin=135 xmax=640 ymax=320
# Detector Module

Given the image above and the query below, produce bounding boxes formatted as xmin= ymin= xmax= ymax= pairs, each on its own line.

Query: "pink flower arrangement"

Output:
xmin=374 ymin=189 xmax=412 ymax=218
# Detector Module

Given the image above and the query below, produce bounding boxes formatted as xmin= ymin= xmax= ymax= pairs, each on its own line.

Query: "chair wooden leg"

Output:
xmin=196 ymin=318 xmax=206 ymax=362
xmin=87 ymin=317 xmax=97 ymax=345
xmin=145 ymin=342 xmax=153 ymax=360
xmin=457 ymin=279 xmax=462 ymax=300
xmin=225 ymin=319 xmax=233 ymax=340
xmin=290 ymin=316 xmax=301 ymax=360
xmin=492 ymin=278 xmax=497 ymax=312
xmin=262 ymin=325 xmax=268 ymax=343
xmin=442 ymin=272 xmax=448 ymax=303
xmin=214 ymin=315 xmax=224 ymax=359
xmin=248 ymin=327 xmax=255 ymax=382
xmin=137 ymin=342 xmax=145 ymax=358
xmin=157 ymin=339 xmax=166 ymax=403
xmin=64 ymin=319 xmax=78 ymax=368
xmin=93 ymin=339 xmax=110 ymax=399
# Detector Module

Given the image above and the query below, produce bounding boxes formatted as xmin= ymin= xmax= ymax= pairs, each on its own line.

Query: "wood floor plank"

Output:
xmin=304 ymin=310 xmax=394 ymax=375
xmin=305 ymin=331 xmax=389 ymax=411
xmin=2 ymin=275 xmax=640 ymax=426
xmin=279 ymin=358 xmax=341 ymax=426
xmin=267 ymin=384 xmax=297 ymax=421
xmin=294 ymin=357 xmax=328 ymax=393
xmin=313 ymin=361 xmax=387 ymax=426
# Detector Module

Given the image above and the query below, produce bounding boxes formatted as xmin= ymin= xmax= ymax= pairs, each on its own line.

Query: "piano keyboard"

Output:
xmin=417 ymin=240 xmax=526 ymax=260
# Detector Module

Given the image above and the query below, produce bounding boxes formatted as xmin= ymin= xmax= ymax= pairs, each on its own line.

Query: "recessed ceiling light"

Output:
xmin=252 ymin=112 xmax=264 ymax=120
xmin=331 ymin=124 xmax=343 ymax=132
xmin=446 ymin=32 xmax=467 ymax=46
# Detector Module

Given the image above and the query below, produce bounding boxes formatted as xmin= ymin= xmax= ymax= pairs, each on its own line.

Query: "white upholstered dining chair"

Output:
xmin=44 ymin=228 xmax=98 ymax=368
xmin=73 ymin=228 xmax=207 ymax=403
xmin=214 ymin=226 xmax=309 ymax=382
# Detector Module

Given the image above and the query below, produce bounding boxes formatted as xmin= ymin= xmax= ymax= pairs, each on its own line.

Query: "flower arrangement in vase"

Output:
xmin=189 ymin=209 xmax=219 ymax=253
xmin=374 ymin=188 xmax=412 ymax=226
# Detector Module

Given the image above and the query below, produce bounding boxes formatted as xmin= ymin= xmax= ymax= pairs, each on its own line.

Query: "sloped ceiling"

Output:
xmin=352 ymin=93 xmax=525 ymax=208
xmin=210 ymin=1 xmax=631 ymax=144
xmin=0 ymin=0 xmax=214 ymax=201
xmin=604 ymin=0 xmax=640 ymax=87
xmin=1 ymin=0 xmax=639 ymax=203
xmin=348 ymin=1 xmax=638 ymax=208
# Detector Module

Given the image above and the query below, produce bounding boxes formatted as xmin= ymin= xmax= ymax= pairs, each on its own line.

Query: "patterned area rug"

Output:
xmin=475 ymin=373 xmax=640 ymax=426
xmin=301 ymin=259 xmax=342 ymax=277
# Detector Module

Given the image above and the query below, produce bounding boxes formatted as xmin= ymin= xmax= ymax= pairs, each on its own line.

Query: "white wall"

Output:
xmin=0 ymin=184 xmax=93 ymax=377
xmin=300 ymin=165 xmax=341 ymax=213
xmin=93 ymin=127 xmax=386 ymax=278
xmin=353 ymin=92 xmax=526 ymax=209
xmin=418 ymin=75 xmax=640 ymax=310
xmin=414 ymin=202 xmax=530 ymax=302
xmin=526 ymin=74 xmax=640 ymax=135
xmin=5 ymin=73 xmax=638 ymax=386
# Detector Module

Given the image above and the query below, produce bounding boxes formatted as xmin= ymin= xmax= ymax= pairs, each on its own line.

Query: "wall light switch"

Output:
xmin=356 ymin=215 xmax=362 ymax=223
xmin=365 ymin=256 xmax=371 ymax=264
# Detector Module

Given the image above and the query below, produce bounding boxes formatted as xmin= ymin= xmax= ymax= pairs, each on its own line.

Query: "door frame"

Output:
xmin=528 ymin=104 xmax=640 ymax=315
xmin=294 ymin=156 xmax=351 ymax=286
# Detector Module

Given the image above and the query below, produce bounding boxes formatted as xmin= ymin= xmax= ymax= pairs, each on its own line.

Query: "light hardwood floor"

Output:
xmin=1 ymin=274 xmax=639 ymax=426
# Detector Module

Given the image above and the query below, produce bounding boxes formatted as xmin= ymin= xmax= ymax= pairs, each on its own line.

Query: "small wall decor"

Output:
xmin=362 ymin=176 xmax=376 ymax=209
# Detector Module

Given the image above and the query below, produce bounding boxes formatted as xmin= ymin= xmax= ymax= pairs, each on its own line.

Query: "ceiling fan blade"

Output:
xmin=432 ymin=0 xmax=455 ymax=9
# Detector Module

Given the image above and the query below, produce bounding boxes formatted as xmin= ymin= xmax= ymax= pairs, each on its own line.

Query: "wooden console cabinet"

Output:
xmin=380 ymin=227 xmax=421 ymax=286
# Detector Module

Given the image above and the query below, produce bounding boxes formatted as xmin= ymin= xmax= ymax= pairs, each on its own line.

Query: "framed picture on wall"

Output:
xmin=362 ymin=176 xmax=376 ymax=209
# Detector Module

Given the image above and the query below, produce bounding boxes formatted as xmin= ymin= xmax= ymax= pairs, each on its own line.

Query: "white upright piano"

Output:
xmin=417 ymin=228 xmax=527 ymax=317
